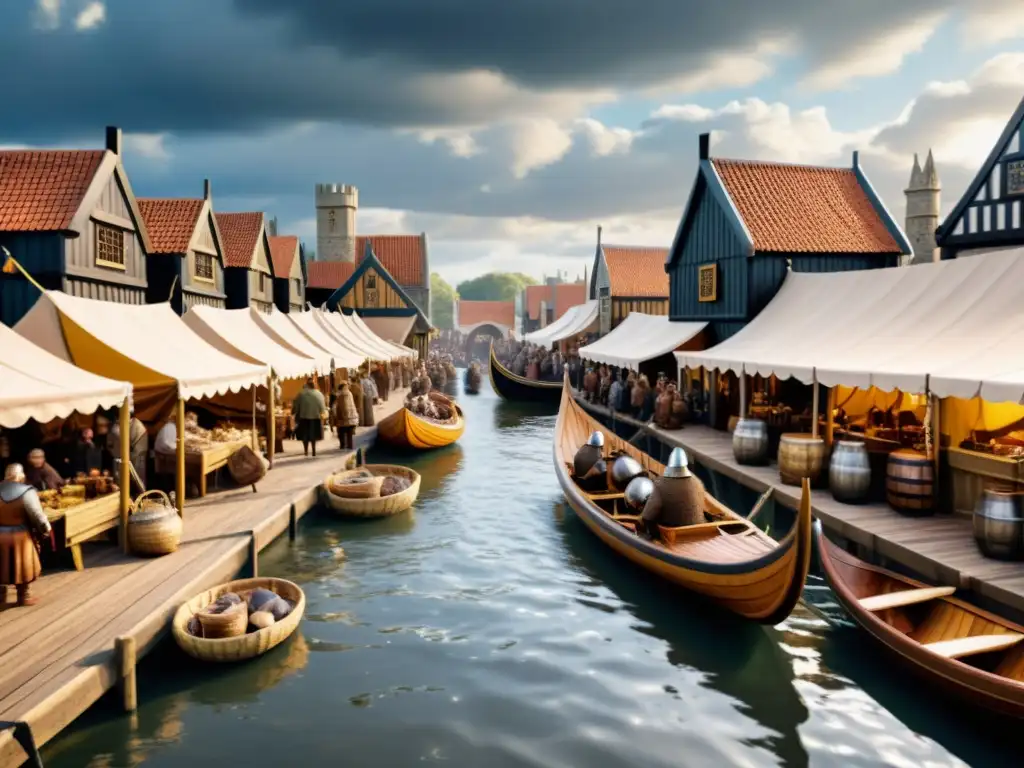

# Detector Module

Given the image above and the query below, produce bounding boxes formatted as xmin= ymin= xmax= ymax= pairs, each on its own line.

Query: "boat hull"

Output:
xmin=489 ymin=345 xmax=562 ymax=403
xmin=554 ymin=380 xmax=811 ymax=624
xmin=377 ymin=405 xmax=465 ymax=450
xmin=815 ymin=523 xmax=1024 ymax=717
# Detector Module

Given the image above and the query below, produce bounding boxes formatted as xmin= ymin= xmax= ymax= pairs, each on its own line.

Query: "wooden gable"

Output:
xmin=938 ymin=95 xmax=1024 ymax=254
xmin=335 ymin=261 xmax=411 ymax=312
xmin=253 ymin=231 xmax=272 ymax=275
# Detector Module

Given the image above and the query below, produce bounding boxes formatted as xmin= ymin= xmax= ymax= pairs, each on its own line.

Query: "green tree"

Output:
xmin=431 ymin=272 xmax=456 ymax=329
xmin=456 ymin=272 xmax=537 ymax=302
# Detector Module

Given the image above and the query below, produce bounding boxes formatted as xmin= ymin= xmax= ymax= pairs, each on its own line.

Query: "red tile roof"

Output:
xmin=306 ymin=260 xmax=355 ymax=290
xmin=215 ymin=212 xmax=264 ymax=268
xmin=554 ymin=282 xmax=587 ymax=318
xmin=137 ymin=198 xmax=204 ymax=254
xmin=358 ymin=235 xmax=424 ymax=287
xmin=0 ymin=150 xmax=105 ymax=232
xmin=602 ymin=246 xmax=670 ymax=298
xmin=457 ymin=300 xmax=515 ymax=329
xmin=268 ymin=235 xmax=300 ymax=278
xmin=711 ymin=159 xmax=902 ymax=254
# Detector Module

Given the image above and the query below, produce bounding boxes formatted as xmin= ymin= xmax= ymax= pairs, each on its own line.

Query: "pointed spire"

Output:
xmin=922 ymin=149 xmax=940 ymax=189
xmin=363 ymin=237 xmax=375 ymax=260
xmin=907 ymin=153 xmax=922 ymax=188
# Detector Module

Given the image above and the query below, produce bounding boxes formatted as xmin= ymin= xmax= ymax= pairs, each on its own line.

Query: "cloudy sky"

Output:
xmin=4 ymin=1 xmax=1024 ymax=286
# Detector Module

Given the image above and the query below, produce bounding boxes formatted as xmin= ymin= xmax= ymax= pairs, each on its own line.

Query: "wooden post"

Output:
xmin=251 ymin=386 xmax=258 ymax=452
xmin=739 ymin=364 xmax=747 ymax=419
xmin=249 ymin=533 xmax=259 ymax=578
xmin=175 ymin=398 xmax=185 ymax=516
xmin=288 ymin=503 xmax=297 ymax=541
xmin=931 ymin=392 xmax=941 ymax=480
xmin=115 ymin=635 xmax=137 ymax=712
xmin=266 ymin=375 xmax=276 ymax=469
xmin=811 ymin=370 xmax=820 ymax=439
xmin=118 ymin=400 xmax=131 ymax=553
xmin=825 ymin=386 xmax=836 ymax=448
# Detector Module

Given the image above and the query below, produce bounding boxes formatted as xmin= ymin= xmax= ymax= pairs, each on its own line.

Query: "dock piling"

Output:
xmin=115 ymin=636 xmax=137 ymax=713
xmin=289 ymin=503 xmax=297 ymax=541
xmin=249 ymin=533 xmax=259 ymax=578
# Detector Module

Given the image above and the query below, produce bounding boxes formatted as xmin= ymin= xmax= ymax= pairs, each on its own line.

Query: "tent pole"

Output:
xmin=175 ymin=398 xmax=185 ymax=516
xmin=825 ymin=386 xmax=836 ymax=448
xmin=739 ymin=365 xmax=747 ymax=419
xmin=267 ymin=375 xmax=276 ymax=468
xmin=251 ymin=386 xmax=257 ymax=452
xmin=119 ymin=399 xmax=131 ymax=552
xmin=931 ymin=391 xmax=941 ymax=491
xmin=811 ymin=370 xmax=820 ymax=439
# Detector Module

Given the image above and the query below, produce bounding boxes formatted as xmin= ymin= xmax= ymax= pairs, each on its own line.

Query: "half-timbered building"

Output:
xmin=215 ymin=211 xmax=275 ymax=313
xmin=588 ymin=230 xmax=669 ymax=335
xmin=137 ymin=180 xmax=227 ymax=314
xmin=936 ymin=95 xmax=1024 ymax=259
xmin=268 ymin=234 xmax=306 ymax=313
xmin=324 ymin=239 xmax=432 ymax=357
xmin=0 ymin=127 xmax=153 ymax=326
xmin=666 ymin=133 xmax=910 ymax=345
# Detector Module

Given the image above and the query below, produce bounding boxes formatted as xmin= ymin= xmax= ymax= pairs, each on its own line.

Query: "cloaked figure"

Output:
xmin=0 ymin=463 xmax=53 ymax=607
xmin=641 ymin=448 xmax=705 ymax=540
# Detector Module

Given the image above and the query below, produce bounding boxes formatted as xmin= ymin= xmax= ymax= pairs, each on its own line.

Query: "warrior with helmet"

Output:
xmin=640 ymin=448 xmax=706 ymax=540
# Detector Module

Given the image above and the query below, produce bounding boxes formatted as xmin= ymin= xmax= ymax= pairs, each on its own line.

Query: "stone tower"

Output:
xmin=315 ymin=183 xmax=358 ymax=262
xmin=904 ymin=151 xmax=940 ymax=265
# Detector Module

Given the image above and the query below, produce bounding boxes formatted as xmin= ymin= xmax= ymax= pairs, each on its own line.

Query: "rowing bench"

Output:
xmin=923 ymin=633 xmax=1024 ymax=660
xmin=859 ymin=586 xmax=956 ymax=612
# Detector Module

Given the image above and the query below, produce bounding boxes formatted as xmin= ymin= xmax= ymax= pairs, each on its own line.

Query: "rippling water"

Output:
xmin=45 ymin=377 xmax=1021 ymax=767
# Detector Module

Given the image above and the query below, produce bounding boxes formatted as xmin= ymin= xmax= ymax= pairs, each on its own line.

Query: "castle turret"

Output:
xmin=315 ymin=183 xmax=358 ymax=262
xmin=904 ymin=150 xmax=941 ymax=265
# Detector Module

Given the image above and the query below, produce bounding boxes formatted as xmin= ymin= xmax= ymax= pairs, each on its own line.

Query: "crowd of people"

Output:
xmin=329 ymin=360 xmax=415 ymax=451
xmin=582 ymin=367 xmax=698 ymax=431
xmin=493 ymin=339 xmax=584 ymax=384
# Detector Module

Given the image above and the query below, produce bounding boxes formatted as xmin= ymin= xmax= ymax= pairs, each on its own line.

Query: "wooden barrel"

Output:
xmin=886 ymin=449 xmax=934 ymax=515
xmin=973 ymin=490 xmax=1024 ymax=561
xmin=829 ymin=440 xmax=871 ymax=504
xmin=777 ymin=433 xmax=826 ymax=486
xmin=732 ymin=418 xmax=769 ymax=466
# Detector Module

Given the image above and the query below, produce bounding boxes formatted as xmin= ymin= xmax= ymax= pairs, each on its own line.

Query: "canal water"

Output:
xmin=44 ymin=378 xmax=1020 ymax=767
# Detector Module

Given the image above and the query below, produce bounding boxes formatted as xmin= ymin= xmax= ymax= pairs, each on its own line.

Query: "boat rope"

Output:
xmin=0 ymin=721 xmax=44 ymax=767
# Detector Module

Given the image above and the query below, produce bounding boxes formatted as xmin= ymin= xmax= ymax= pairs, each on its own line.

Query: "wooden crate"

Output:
xmin=44 ymin=493 xmax=120 ymax=571
xmin=947 ymin=447 xmax=1024 ymax=515
xmin=154 ymin=438 xmax=252 ymax=497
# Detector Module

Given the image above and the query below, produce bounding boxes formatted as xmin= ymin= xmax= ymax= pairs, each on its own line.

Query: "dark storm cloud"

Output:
xmin=0 ymin=0 xmax=952 ymax=142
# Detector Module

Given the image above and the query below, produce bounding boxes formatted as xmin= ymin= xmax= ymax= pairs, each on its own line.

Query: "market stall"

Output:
xmin=579 ymin=313 xmax=705 ymax=371
xmin=348 ymin=312 xmax=419 ymax=360
xmin=0 ymin=323 xmax=133 ymax=565
xmin=522 ymin=300 xmax=599 ymax=348
xmin=15 ymin=291 xmax=268 ymax=514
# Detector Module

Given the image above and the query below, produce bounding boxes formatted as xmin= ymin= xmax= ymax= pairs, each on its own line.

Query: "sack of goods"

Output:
xmin=187 ymin=587 xmax=296 ymax=638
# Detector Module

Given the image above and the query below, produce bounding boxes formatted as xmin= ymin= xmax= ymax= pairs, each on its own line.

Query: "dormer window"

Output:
xmin=95 ymin=224 xmax=125 ymax=269
xmin=194 ymin=253 xmax=214 ymax=281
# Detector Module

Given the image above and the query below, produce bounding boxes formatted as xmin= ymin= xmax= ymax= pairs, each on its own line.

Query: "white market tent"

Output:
xmin=522 ymin=300 xmax=599 ymax=347
xmin=360 ymin=315 xmax=416 ymax=346
xmin=252 ymin=309 xmax=335 ymax=375
xmin=676 ymin=247 xmax=1024 ymax=403
xmin=17 ymin=291 xmax=269 ymax=404
xmin=580 ymin=314 xmax=706 ymax=371
xmin=314 ymin=310 xmax=391 ymax=363
xmin=347 ymin=312 xmax=418 ymax=359
xmin=287 ymin=311 xmax=368 ymax=370
xmin=183 ymin=306 xmax=318 ymax=381
xmin=0 ymin=323 xmax=131 ymax=429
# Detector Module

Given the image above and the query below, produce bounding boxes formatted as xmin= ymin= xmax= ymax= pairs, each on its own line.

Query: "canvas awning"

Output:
xmin=677 ymin=248 xmax=1024 ymax=403
xmin=16 ymin=292 xmax=268 ymax=418
xmin=580 ymin=314 xmax=706 ymax=371
xmin=252 ymin=309 xmax=335 ymax=375
xmin=360 ymin=315 xmax=415 ymax=346
xmin=322 ymin=311 xmax=406 ymax=361
xmin=523 ymin=300 xmax=599 ymax=347
xmin=347 ymin=312 xmax=418 ymax=359
xmin=183 ymin=306 xmax=318 ymax=381
xmin=314 ymin=310 xmax=390 ymax=362
xmin=287 ymin=311 xmax=369 ymax=370
xmin=0 ymin=323 xmax=131 ymax=428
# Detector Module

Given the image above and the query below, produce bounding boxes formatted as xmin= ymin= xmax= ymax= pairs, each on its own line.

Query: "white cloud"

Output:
xmin=961 ymin=0 xmax=1024 ymax=47
xmin=505 ymin=119 xmax=574 ymax=179
xmin=123 ymin=132 xmax=170 ymax=162
xmin=34 ymin=0 xmax=60 ymax=30
xmin=73 ymin=1 xmax=105 ymax=30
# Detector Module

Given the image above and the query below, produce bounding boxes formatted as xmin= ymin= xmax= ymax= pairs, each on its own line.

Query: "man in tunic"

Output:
xmin=573 ymin=430 xmax=604 ymax=478
xmin=24 ymin=448 xmax=64 ymax=491
xmin=360 ymin=368 xmax=379 ymax=427
xmin=0 ymin=463 xmax=53 ymax=607
xmin=641 ymin=448 xmax=705 ymax=540
xmin=292 ymin=378 xmax=327 ymax=457
xmin=348 ymin=371 xmax=365 ymax=428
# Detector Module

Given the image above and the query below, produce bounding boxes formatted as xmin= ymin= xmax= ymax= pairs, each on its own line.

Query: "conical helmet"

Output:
xmin=663 ymin=447 xmax=691 ymax=478
xmin=586 ymin=430 xmax=605 ymax=448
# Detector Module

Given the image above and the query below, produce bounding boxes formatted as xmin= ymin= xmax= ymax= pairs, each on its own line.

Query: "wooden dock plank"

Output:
xmin=0 ymin=392 xmax=409 ymax=768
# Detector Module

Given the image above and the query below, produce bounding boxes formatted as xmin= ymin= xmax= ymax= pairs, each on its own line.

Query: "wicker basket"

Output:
xmin=127 ymin=490 xmax=182 ymax=557
xmin=323 ymin=464 xmax=421 ymax=518
xmin=197 ymin=601 xmax=248 ymax=639
xmin=227 ymin=444 xmax=267 ymax=486
xmin=172 ymin=577 xmax=306 ymax=662
xmin=329 ymin=471 xmax=384 ymax=499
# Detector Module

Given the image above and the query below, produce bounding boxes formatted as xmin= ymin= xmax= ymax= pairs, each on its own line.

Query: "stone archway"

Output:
xmin=462 ymin=322 xmax=509 ymax=358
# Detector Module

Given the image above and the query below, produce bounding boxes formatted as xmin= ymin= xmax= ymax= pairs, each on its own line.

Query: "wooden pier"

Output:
xmin=0 ymin=393 xmax=408 ymax=768
xmin=574 ymin=394 xmax=1024 ymax=621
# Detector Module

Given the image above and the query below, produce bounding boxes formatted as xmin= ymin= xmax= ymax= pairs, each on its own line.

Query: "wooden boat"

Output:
xmin=377 ymin=401 xmax=465 ymax=450
xmin=322 ymin=464 xmax=421 ymax=517
xmin=815 ymin=522 xmax=1024 ymax=716
xmin=172 ymin=577 xmax=305 ymax=662
xmin=465 ymin=365 xmax=482 ymax=395
xmin=489 ymin=344 xmax=562 ymax=403
xmin=553 ymin=380 xmax=812 ymax=624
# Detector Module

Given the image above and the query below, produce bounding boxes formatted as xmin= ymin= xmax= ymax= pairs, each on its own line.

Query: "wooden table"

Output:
xmin=154 ymin=438 xmax=251 ymax=498
xmin=44 ymin=493 xmax=120 ymax=571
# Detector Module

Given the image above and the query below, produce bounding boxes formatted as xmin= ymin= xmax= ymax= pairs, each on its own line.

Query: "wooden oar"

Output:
xmin=747 ymin=486 xmax=775 ymax=522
